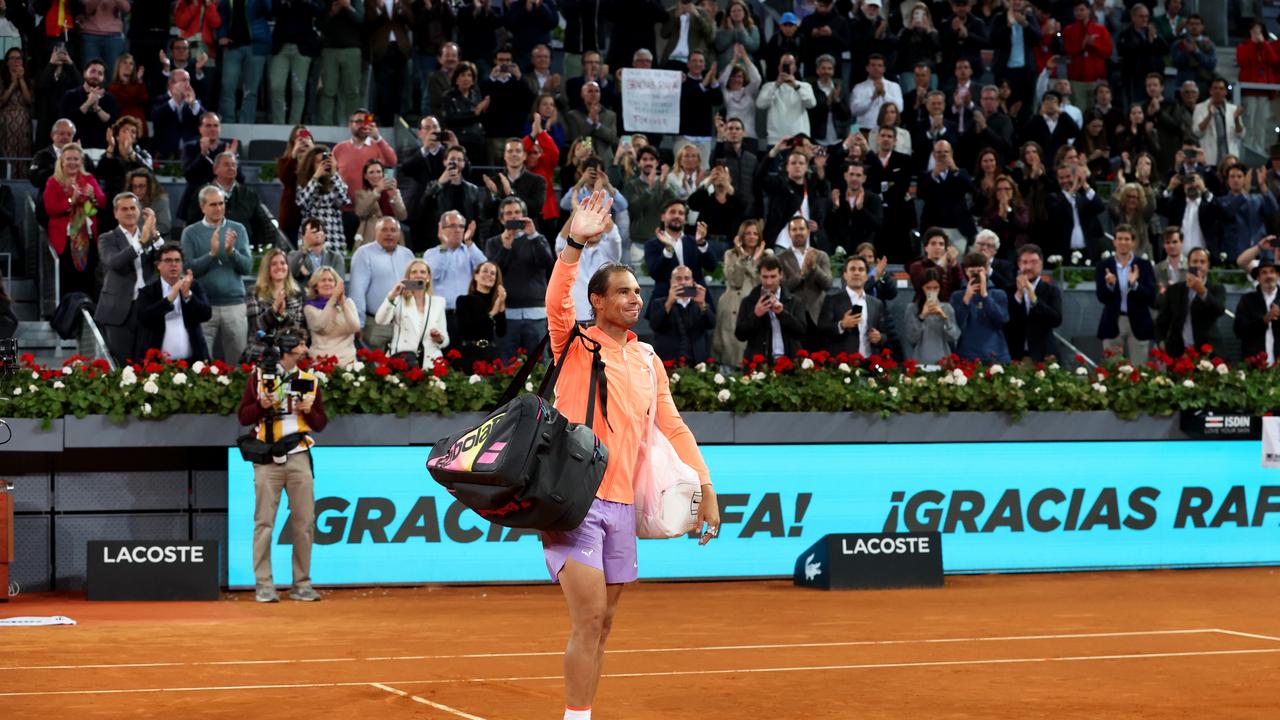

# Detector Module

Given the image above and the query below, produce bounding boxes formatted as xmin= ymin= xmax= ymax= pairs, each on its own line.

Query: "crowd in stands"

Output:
xmin=3 ymin=1 xmax=1280 ymax=374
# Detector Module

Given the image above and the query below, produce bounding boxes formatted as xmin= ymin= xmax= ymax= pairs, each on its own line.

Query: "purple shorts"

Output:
xmin=541 ymin=498 xmax=638 ymax=585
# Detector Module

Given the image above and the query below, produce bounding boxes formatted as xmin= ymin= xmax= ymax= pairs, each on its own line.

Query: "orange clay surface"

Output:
xmin=1 ymin=567 xmax=1278 ymax=719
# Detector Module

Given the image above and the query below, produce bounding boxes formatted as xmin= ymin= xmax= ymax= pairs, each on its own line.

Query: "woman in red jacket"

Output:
xmin=1237 ymin=22 xmax=1280 ymax=155
xmin=174 ymin=0 xmax=222 ymax=64
xmin=523 ymin=108 xmax=561 ymax=239
xmin=43 ymin=143 xmax=107 ymax=299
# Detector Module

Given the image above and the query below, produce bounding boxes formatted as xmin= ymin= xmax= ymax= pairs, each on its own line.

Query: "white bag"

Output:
xmin=632 ymin=344 xmax=703 ymax=539
xmin=1262 ymin=417 xmax=1280 ymax=468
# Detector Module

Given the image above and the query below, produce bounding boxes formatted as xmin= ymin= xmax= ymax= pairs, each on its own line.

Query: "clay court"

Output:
xmin=2 ymin=567 xmax=1278 ymax=719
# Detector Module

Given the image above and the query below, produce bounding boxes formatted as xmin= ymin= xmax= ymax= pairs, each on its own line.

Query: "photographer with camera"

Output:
xmin=237 ymin=332 xmax=327 ymax=604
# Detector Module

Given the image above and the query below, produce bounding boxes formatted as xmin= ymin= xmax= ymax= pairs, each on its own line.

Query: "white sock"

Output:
xmin=564 ymin=707 xmax=591 ymax=720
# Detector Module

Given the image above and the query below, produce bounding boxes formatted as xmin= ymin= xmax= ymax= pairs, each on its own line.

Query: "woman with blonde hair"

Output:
xmin=43 ymin=143 xmax=106 ymax=298
xmin=242 ymin=248 xmax=307 ymax=364
xmin=713 ymin=219 xmax=771 ymax=365
xmin=1109 ymin=181 xmax=1157 ymax=258
xmin=353 ymin=159 xmax=407 ymax=247
xmin=304 ymin=266 xmax=361 ymax=367
xmin=375 ymin=258 xmax=449 ymax=367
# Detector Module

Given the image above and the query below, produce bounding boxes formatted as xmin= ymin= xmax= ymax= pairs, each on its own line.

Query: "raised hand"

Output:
xmin=568 ymin=189 xmax=614 ymax=241
xmin=1105 ymin=267 xmax=1117 ymax=288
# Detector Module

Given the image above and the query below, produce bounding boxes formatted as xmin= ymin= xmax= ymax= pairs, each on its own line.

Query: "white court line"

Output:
xmin=1 ymin=647 xmax=1278 ymax=699
xmin=0 ymin=628 xmax=1221 ymax=671
xmin=370 ymin=682 xmax=489 ymax=720
xmin=1213 ymin=629 xmax=1280 ymax=643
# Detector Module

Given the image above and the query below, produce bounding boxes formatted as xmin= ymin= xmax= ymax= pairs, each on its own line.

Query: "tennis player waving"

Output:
xmin=543 ymin=190 xmax=721 ymax=719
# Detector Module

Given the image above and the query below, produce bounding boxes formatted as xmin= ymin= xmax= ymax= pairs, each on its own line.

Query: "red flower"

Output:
xmin=810 ymin=350 xmax=830 ymax=365
xmin=20 ymin=352 xmax=34 ymax=364
xmin=663 ymin=359 xmax=676 ymax=369
xmin=1094 ymin=368 xmax=1109 ymax=380
xmin=446 ymin=349 xmax=462 ymax=360
xmin=388 ymin=356 xmax=409 ymax=372
xmin=405 ymin=366 xmax=425 ymax=381
xmin=773 ymin=356 xmax=795 ymax=373
xmin=431 ymin=359 xmax=449 ymax=377
xmin=1074 ymin=354 xmax=1086 ymax=364
xmin=1199 ymin=344 xmax=1213 ymax=355
xmin=796 ymin=349 xmax=810 ymax=358
xmin=144 ymin=362 xmax=164 ymax=373
xmin=374 ymin=365 xmax=391 ymax=376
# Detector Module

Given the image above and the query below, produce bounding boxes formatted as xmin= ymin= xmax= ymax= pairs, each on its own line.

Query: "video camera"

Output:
xmin=254 ymin=332 xmax=312 ymax=412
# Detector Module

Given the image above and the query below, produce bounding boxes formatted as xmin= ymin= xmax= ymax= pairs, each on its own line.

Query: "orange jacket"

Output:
xmin=547 ymin=256 xmax=710 ymax=504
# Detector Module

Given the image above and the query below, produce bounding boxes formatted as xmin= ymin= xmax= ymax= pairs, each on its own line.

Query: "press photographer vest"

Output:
xmin=252 ymin=368 xmax=318 ymax=454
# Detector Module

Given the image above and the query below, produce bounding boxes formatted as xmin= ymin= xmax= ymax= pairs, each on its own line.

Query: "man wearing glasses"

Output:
xmin=423 ymin=210 xmax=487 ymax=341
xmin=136 ymin=243 xmax=214 ymax=361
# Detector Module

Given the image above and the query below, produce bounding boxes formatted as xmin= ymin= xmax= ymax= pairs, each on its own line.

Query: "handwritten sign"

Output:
xmin=621 ymin=68 xmax=683 ymax=134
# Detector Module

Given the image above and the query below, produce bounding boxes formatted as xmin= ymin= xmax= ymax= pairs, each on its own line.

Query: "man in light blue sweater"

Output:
xmin=181 ymin=185 xmax=253 ymax=363
xmin=349 ymin=216 xmax=416 ymax=350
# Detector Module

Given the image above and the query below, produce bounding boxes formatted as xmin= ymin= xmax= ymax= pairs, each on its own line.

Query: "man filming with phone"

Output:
xmin=484 ymin=197 xmax=553 ymax=361
xmin=237 ymin=333 xmax=327 ymax=604
xmin=648 ymin=264 xmax=715 ymax=363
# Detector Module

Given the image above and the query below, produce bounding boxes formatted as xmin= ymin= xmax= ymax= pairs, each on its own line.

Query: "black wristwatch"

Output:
xmin=565 ymin=235 xmax=585 ymax=250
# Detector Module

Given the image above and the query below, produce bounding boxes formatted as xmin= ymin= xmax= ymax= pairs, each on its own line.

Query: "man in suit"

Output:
xmin=96 ymin=193 xmax=165 ymax=364
xmin=951 ymin=251 xmax=1011 ymax=363
xmin=1233 ymin=260 xmax=1280 ymax=364
xmin=1005 ymin=244 xmax=1062 ymax=362
xmin=972 ymin=229 xmax=1016 ymax=293
xmin=136 ymin=243 xmax=213 ymax=362
xmin=366 ymin=0 xmax=413 ymax=124
xmin=864 ymin=126 xmax=916 ymax=263
xmin=399 ymin=116 xmax=453 ymax=251
xmin=150 ymin=69 xmax=205 ymax=161
xmin=902 ymin=63 xmax=934 ymax=127
xmin=735 ymin=255 xmax=807 ymax=362
xmin=1156 ymin=174 xmax=1218 ymax=261
xmin=911 ymin=91 xmax=958 ymax=172
xmin=1095 ymin=224 xmax=1157 ymax=363
xmin=1045 ymin=163 xmax=1105 ymax=262
xmin=823 ymin=161 xmax=883 ymax=255
xmin=1155 ymin=247 xmax=1225 ymax=357
xmin=820 ymin=255 xmax=884 ymax=357
xmin=179 ymin=112 xmax=240 ymax=225
xmin=648 ymin=264 xmax=715 ymax=364
xmin=1216 ymin=164 xmax=1278 ymax=266
xmin=30 ymin=119 xmax=97 ymax=192
xmin=1020 ymin=91 xmax=1078 ymax=164
xmin=777 ymin=215 xmax=834 ymax=347
xmin=917 ymin=140 xmax=979 ymax=245
xmin=644 ymin=199 xmax=718 ymax=301
xmin=1153 ymin=226 xmax=1189 ymax=291
xmin=758 ymin=148 xmax=829 ymax=250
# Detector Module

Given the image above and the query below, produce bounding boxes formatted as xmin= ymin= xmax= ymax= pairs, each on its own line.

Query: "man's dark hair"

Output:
xmin=1114 ymin=223 xmax=1134 ymax=239
xmin=662 ymin=198 xmax=687 ymax=214
xmin=923 ymin=227 xmax=948 ymax=244
xmin=867 ymin=53 xmax=885 ymax=64
xmin=843 ymin=160 xmax=865 ymax=174
xmin=156 ymin=242 xmax=184 ymax=262
xmin=636 ymin=145 xmax=661 ymax=163
xmin=1018 ymin=243 xmax=1044 ymax=261
xmin=1187 ymin=246 xmax=1212 ymax=264
xmin=1162 ymin=226 xmax=1183 ymax=242
xmin=1227 ymin=163 xmax=1250 ymax=177
xmin=1146 ymin=72 xmax=1164 ymax=83
xmin=493 ymin=44 xmax=514 ymax=61
xmin=1188 ymin=13 xmax=1203 ymax=22
xmin=1209 ymin=76 xmax=1228 ymax=90
xmin=962 ymin=251 xmax=987 ymax=269
xmin=844 ymin=255 xmax=868 ymax=273
xmin=83 ymin=58 xmax=106 ymax=73
xmin=586 ymin=263 xmax=637 ymax=319
xmin=302 ymin=217 xmax=325 ymax=234
xmin=446 ymin=144 xmax=468 ymax=159
xmin=758 ymin=255 xmax=783 ymax=273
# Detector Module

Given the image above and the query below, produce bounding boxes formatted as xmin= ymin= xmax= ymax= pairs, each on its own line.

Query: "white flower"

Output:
xmin=1076 ymin=367 xmax=1088 ymax=376
xmin=752 ymin=371 xmax=766 ymax=382
xmin=713 ymin=373 xmax=726 ymax=385
xmin=432 ymin=377 xmax=447 ymax=391
xmin=989 ymin=364 xmax=1004 ymax=375
xmin=353 ymin=361 xmax=366 ymax=372
xmin=843 ymin=377 xmax=851 ymax=384
xmin=952 ymin=368 xmax=966 ymax=380
xmin=888 ymin=386 xmax=899 ymax=397
xmin=1118 ymin=365 xmax=1133 ymax=374
xmin=1183 ymin=379 xmax=1195 ymax=388
xmin=1071 ymin=251 xmax=1083 ymax=263
xmin=12 ymin=387 xmax=21 ymax=396
xmin=739 ymin=374 xmax=750 ymax=384
xmin=61 ymin=366 xmax=72 ymax=376
xmin=313 ymin=371 xmax=327 ymax=384
xmin=838 ymin=362 xmax=851 ymax=373
xmin=143 ymin=380 xmax=160 ymax=394
xmin=1140 ymin=252 xmax=1150 ymax=261
xmin=1034 ymin=387 xmax=1041 ymax=394
xmin=217 ymin=376 xmax=232 ymax=386
xmin=868 ymin=378 xmax=878 ymax=387
xmin=468 ymin=374 xmax=483 ymax=384
xmin=142 ymin=403 xmax=153 ymax=415
xmin=53 ymin=381 xmax=65 ymax=390
xmin=342 ymin=372 xmax=354 ymax=381
xmin=1047 ymin=396 xmax=1055 ymax=404
xmin=1198 ymin=359 xmax=1213 ymax=372
xmin=1216 ymin=363 xmax=1229 ymax=375
xmin=387 ymin=374 xmax=401 ymax=384
xmin=695 ymin=362 xmax=707 ymax=372
xmin=30 ymin=370 xmax=38 ymax=380
xmin=210 ymin=365 xmax=220 ymax=376
xmin=801 ymin=358 xmax=815 ymax=370
xmin=716 ymin=389 xmax=731 ymax=402
xmin=941 ymin=373 xmax=954 ymax=385
xmin=1238 ymin=370 xmax=1247 ymax=381
xmin=1084 ymin=259 xmax=1093 ymax=267
xmin=191 ymin=361 xmax=206 ymax=374
xmin=1035 ymin=370 xmax=1046 ymax=379
xmin=172 ymin=373 xmax=187 ymax=385
xmin=1101 ymin=251 xmax=1113 ymax=260
xmin=1048 ymin=363 xmax=1060 ymax=370
xmin=1048 ymin=254 xmax=1063 ymax=265
xmin=954 ymin=373 xmax=968 ymax=387
xmin=1092 ymin=382 xmax=1107 ymax=394
xmin=1009 ymin=377 xmax=1025 ymax=389
xmin=525 ymin=381 xmax=534 ymax=392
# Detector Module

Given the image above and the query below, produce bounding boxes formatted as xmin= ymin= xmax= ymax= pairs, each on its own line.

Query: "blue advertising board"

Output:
xmin=227 ymin=442 xmax=1280 ymax=587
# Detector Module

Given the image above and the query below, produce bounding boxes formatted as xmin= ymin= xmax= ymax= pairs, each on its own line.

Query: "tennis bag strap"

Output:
xmin=494 ymin=325 xmax=610 ymax=431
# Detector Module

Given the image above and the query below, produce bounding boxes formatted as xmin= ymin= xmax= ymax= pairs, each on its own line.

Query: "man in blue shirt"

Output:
xmin=424 ymin=210 xmax=488 ymax=341
xmin=951 ymin=251 xmax=1011 ymax=364
xmin=348 ymin=217 xmax=416 ymax=350
xmin=180 ymin=185 xmax=252 ymax=363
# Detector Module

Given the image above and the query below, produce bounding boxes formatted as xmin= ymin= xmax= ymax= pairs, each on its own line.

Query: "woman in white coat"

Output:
xmin=375 ymin=259 xmax=449 ymax=366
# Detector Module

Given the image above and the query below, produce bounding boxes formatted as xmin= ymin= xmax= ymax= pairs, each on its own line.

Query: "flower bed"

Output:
xmin=2 ymin=346 xmax=1277 ymax=425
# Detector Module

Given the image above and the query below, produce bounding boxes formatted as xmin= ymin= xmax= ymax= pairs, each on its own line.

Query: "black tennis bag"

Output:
xmin=426 ymin=328 xmax=608 ymax=532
